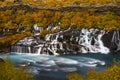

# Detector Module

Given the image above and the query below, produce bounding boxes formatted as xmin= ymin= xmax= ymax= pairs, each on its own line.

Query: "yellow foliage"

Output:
xmin=0 ymin=60 xmax=33 ymax=80
xmin=0 ymin=32 xmax=32 ymax=46
xmin=66 ymin=72 xmax=84 ymax=80
xmin=22 ymin=0 xmax=120 ymax=8
xmin=0 ymin=10 xmax=120 ymax=32
xmin=0 ymin=9 xmax=120 ymax=42
xmin=0 ymin=0 xmax=120 ymax=7
xmin=40 ymin=30 xmax=51 ymax=38
xmin=67 ymin=63 xmax=120 ymax=80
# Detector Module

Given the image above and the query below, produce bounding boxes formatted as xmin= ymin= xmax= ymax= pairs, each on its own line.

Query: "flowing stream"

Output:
xmin=0 ymin=53 xmax=120 ymax=80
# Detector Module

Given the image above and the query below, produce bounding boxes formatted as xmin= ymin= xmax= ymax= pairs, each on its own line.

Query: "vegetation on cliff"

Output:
xmin=0 ymin=0 xmax=120 ymax=8
xmin=0 ymin=0 xmax=120 ymax=51
xmin=0 ymin=9 xmax=120 ymax=31
xmin=23 ymin=0 xmax=120 ymax=8
xmin=0 ymin=9 xmax=120 ymax=48
xmin=0 ymin=32 xmax=32 ymax=47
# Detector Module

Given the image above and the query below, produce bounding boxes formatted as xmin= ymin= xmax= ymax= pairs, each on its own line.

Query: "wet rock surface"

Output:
xmin=10 ymin=24 xmax=120 ymax=55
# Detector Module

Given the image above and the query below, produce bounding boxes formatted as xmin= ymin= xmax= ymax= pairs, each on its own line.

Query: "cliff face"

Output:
xmin=11 ymin=26 xmax=120 ymax=55
xmin=102 ymin=30 xmax=120 ymax=53
xmin=0 ymin=4 xmax=120 ymax=54
xmin=0 ymin=4 xmax=120 ymax=16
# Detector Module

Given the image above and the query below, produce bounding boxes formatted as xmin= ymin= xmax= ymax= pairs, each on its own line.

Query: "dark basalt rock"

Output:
xmin=102 ymin=30 xmax=120 ymax=54
xmin=0 ymin=4 xmax=120 ymax=16
xmin=59 ymin=5 xmax=120 ymax=15
xmin=102 ymin=30 xmax=114 ymax=49
xmin=0 ymin=46 xmax=10 ymax=54
xmin=0 ymin=58 xmax=4 ymax=63
xmin=1 ymin=27 xmax=120 ymax=55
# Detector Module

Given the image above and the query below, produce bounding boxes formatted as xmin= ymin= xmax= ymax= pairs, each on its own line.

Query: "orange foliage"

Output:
xmin=0 ymin=9 xmax=120 ymax=41
xmin=0 ymin=32 xmax=32 ymax=46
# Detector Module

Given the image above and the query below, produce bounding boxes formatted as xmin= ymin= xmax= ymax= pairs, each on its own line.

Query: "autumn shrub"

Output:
xmin=0 ymin=9 xmax=120 ymax=43
xmin=40 ymin=29 xmax=51 ymax=38
xmin=87 ymin=63 xmax=120 ymax=80
xmin=0 ymin=9 xmax=120 ymax=31
xmin=66 ymin=61 xmax=120 ymax=80
xmin=21 ymin=0 xmax=120 ymax=8
xmin=0 ymin=59 xmax=33 ymax=80
xmin=66 ymin=72 xmax=84 ymax=80
xmin=0 ymin=0 xmax=120 ymax=7
xmin=0 ymin=32 xmax=32 ymax=46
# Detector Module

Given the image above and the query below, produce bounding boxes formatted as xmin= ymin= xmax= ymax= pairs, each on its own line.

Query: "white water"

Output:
xmin=0 ymin=54 xmax=106 ymax=73
xmin=37 ymin=47 xmax=42 ymax=55
xmin=33 ymin=24 xmax=43 ymax=36
xmin=78 ymin=28 xmax=110 ymax=54
xmin=11 ymin=28 xmax=110 ymax=55
xmin=28 ymin=47 xmax=31 ymax=53
xmin=95 ymin=30 xmax=109 ymax=53
xmin=45 ymin=34 xmax=61 ymax=55
xmin=45 ymin=34 xmax=52 ymax=41
xmin=111 ymin=30 xmax=120 ymax=52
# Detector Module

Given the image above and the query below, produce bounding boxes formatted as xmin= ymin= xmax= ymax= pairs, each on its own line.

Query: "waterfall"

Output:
xmin=11 ymin=46 xmax=25 ymax=54
xmin=76 ymin=37 xmax=79 ymax=42
xmin=11 ymin=28 xmax=111 ymax=55
xmin=77 ymin=28 xmax=110 ymax=54
xmin=35 ymin=44 xmax=44 ymax=54
xmin=59 ymin=42 xmax=63 ymax=50
xmin=32 ymin=24 xmax=43 ymax=36
xmin=111 ymin=30 xmax=120 ymax=52
xmin=95 ymin=30 xmax=109 ymax=54
xmin=28 ymin=47 xmax=31 ymax=53
xmin=78 ymin=28 xmax=94 ymax=53
xmin=37 ymin=47 xmax=42 ymax=55
xmin=45 ymin=34 xmax=52 ymax=41
xmin=49 ymin=34 xmax=60 ymax=55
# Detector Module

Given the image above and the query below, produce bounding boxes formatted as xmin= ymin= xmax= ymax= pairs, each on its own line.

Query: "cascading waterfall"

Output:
xmin=78 ymin=28 xmax=91 ymax=53
xmin=11 ymin=46 xmax=30 ymax=54
xmin=95 ymin=30 xmax=109 ymax=53
xmin=28 ymin=47 xmax=31 ymax=53
xmin=111 ymin=30 xmax=120 ymax=52
xmin=35 ymin=44 xmax=44 ymax=54
xmin=77 ymin=28 xmax=110 ymax=54
xmin=37 ymin=47 xmax=42 ymax=55
xmin=59 ymin=42 xmax=63 ymax=50
xmin=32 ymin=24 xmax=43 ymax=36
xmin=45 ymin=34 xmax=52 ymax=41
xmin=47 ymin=34 xmax=60 ymax=55
xmin=11 ymin=26 xmax=111 ymax=55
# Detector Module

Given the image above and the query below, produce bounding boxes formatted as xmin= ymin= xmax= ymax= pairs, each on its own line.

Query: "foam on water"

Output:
xmin=59 ymin=67 xmax=77 ymax=72
xmin=0 ymin=54 xmax=106 ymax=71
xmin=78 ymin=62 xmax=97 ymax=67
xmin=54 ymin=57 xmax=78 ymax=65
xmin=1 ymin=53 xmax=119 ymax=80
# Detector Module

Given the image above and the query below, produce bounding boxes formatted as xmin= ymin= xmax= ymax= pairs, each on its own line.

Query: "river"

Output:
xmin=0 ymin=53 xmax=120 ymax=80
